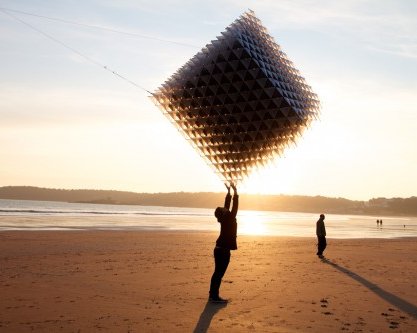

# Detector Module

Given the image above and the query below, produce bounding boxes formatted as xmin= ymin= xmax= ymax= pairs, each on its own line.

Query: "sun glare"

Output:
xmin=240 ymin=157 xmax=298 ymax=195
xmin=238 ymin=211 xmax=268 ymax=235
xmin=239 ymin=121 xmax=329 ymax=196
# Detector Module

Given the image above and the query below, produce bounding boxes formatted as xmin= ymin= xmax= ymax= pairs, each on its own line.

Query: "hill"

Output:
xmin=0 ymin=186 xmax=416 ymax=216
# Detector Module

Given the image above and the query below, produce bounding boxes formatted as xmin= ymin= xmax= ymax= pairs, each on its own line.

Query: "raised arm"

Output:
xmin=224 ymin=183 xmax=231 ymax=209
xmin=230 ymin=183 xmax=239 ymax=218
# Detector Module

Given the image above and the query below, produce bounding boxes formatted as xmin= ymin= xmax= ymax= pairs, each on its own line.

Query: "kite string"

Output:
xmin=0 ymin=8 xmax=154 ymax=95
xmin=0 ymin=6 xmax=199 ymax=48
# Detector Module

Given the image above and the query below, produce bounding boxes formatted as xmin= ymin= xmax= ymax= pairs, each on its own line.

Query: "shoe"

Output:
xmin=318 ymin=254 xmax=324 ymax=259
xmin=209 ymin=296 xmax=228 ymax=304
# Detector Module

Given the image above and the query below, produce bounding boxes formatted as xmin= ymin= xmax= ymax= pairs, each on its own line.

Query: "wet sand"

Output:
xmin=1 ymin=231 xmax=416 ymax=332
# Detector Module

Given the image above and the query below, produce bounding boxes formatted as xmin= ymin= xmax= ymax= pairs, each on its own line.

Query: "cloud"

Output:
xmin=368 ymin=44 xmax=417 ymax=60
xmin=246 ymin=0 xmax=417 ymax=59
xmin=0 ymin=84 xmax=156 ymax=127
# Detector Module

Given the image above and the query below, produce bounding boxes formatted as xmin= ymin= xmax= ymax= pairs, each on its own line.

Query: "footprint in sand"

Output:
xmin=389 ymin=321 xmax=399 ymax=329
xmin=320 ymin=298 xmax=329 ymax=308
xmin=381 ymin=309 xmax=403 ymax=330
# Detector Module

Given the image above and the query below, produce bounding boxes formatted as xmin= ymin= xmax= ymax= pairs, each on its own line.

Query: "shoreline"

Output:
xmin=1 ymin=231 xmax=416 ymax=332
xmin=1 ymin=213 xmax=417 ymax=239
xmin=2 ymin=194 xmax=417 ymax=218
xmin=2 ymin=228 xmax=417 ymax=241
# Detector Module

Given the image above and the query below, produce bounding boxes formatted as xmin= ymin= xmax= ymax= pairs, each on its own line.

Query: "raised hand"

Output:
xmin=230 ymin=182 xmax=237 ymax=194
xmin=224 ymin=183 xmax=231 ymax=193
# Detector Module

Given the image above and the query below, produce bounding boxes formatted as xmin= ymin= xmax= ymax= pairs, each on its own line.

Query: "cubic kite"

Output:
xmin=152 ymin=10 xmax=320 ymax=183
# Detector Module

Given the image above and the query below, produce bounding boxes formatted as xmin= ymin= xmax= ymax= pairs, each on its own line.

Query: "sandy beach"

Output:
xmin=1 ymin=231 xmax=416 ymax=332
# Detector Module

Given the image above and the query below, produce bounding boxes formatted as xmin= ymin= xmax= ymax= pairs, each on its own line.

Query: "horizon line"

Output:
xmin=0 ymin=185 xmax=415 ymax=202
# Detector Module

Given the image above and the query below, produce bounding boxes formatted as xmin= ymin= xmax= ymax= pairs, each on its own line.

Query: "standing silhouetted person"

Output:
xmin=316 ymin=214 xmax=326 ymax=258
xmin=209 ymin=183 xmax=238 ymax=303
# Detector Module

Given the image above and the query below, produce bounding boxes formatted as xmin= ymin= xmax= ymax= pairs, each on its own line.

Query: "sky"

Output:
xmin=0 ymin=0 xmax=416 ymax=200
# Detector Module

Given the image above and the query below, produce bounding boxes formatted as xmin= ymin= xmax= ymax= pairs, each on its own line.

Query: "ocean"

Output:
xmin=0 ymin=199 xmax=416 ymax=239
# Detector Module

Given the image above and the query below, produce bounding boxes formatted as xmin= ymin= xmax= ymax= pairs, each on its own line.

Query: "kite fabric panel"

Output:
xmin=152 ymin=10 xmax=320 ymax=183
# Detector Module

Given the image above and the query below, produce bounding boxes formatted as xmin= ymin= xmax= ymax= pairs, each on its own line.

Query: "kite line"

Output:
xmin=0 ymin=7 xmax=198 ymax=94
xmin=0 ymin=7 xmax=199 ymax=48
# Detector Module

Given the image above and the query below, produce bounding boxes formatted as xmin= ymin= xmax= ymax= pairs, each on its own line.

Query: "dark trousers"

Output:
xmin=317 ymin=236 xmax=327 ymax=255
xmin=209 ymin=247 xmax=230 ymax=297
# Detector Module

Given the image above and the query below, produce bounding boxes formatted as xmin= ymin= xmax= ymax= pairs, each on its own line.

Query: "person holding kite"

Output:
xmin=209 ymin=183 xmax=238 ymax=303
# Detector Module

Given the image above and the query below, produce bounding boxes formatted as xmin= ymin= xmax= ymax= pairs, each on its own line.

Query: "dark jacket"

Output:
xmin=316 ymin=218 xmax=326 ymax=237
xmin=215 ymin=193 xmax=238 ymax=250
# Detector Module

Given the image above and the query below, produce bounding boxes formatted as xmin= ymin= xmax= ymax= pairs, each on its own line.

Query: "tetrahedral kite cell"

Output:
xmin=152 ymin=10 xmax=320 ymax=183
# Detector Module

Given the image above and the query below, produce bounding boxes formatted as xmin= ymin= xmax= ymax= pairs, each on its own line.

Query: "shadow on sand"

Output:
xmin=193 ymin=301 xmax=227 ymax=333
xmin=322 ymin=257 xmax=417 ymax=319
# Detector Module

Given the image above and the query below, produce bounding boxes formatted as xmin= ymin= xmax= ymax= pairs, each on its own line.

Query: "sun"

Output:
xmin=238 ymin=210 xmax=268 ymax=235
xmin=240 ymin=161 xmax=296 ymax=196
